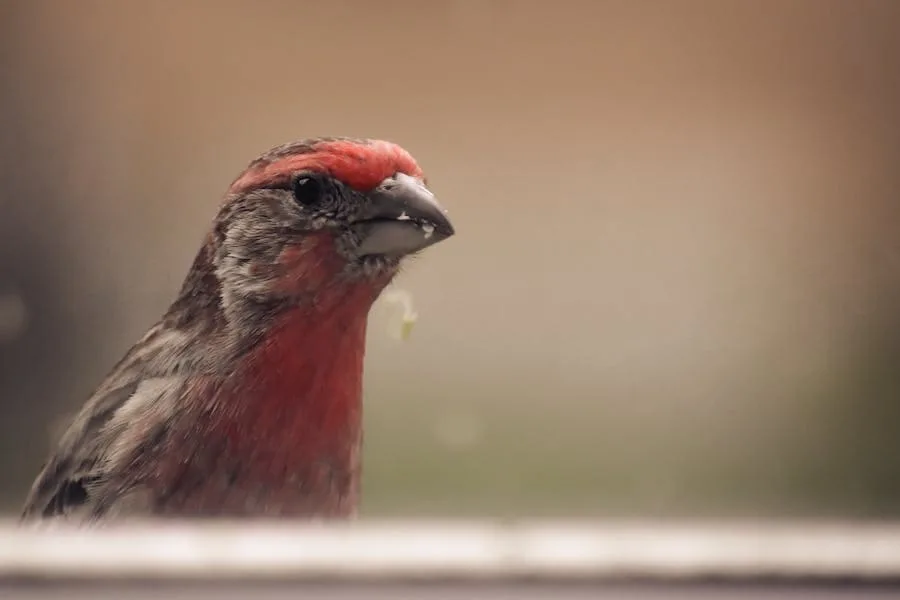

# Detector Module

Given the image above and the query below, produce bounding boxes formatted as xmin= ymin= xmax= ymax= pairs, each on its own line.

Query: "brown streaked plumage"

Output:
xmin=21 ymin=137 xmax=454 ymax=522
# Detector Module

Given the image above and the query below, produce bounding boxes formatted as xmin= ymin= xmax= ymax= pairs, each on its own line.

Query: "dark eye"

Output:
xmin=292 ymin=174 xmax=322 ymax=206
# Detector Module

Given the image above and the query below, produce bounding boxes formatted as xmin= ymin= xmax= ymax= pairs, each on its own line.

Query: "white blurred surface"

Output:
xmin=2 ymin=520 xmax=900 ymax=583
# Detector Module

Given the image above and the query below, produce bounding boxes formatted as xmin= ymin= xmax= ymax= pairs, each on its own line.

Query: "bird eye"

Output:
xmin=291 ymin=174 xmax=322 ymax=207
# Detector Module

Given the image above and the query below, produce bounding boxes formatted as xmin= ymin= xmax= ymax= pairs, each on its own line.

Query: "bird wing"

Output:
xmin=20 ymin=381 xmax=141 ymax=520
xmin=20 ymin=323 xmax=189 ymax=521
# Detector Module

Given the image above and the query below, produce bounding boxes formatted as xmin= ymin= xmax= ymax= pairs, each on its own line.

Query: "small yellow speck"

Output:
xmin=383 ymin=288 xmax=418 ymax=341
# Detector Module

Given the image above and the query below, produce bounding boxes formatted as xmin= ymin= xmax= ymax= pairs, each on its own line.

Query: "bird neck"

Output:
xmin=204 ymin=278 xmax=387 ymax=516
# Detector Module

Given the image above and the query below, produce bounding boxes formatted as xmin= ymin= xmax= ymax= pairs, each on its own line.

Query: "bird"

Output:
xmin=20 ymin=137 xmax=454 ymax=522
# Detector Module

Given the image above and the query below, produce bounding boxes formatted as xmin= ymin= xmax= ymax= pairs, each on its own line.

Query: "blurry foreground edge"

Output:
xmin=1 ymin=519 xmax=900 ymax=585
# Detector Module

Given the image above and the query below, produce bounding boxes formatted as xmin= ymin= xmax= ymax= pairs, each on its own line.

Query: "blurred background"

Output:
xmin=0 ymin=0 xmax=898 ymax=519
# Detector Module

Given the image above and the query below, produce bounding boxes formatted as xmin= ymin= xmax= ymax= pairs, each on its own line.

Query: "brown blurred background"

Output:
xmin=0 ymin=0 xmax=899 ymax=518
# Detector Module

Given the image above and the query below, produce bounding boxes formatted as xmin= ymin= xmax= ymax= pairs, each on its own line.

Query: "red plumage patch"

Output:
xmin=230 ymin=139 xmax=424 ymax=193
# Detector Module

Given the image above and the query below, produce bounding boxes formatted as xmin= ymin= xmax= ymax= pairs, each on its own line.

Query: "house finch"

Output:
xmin=20 ymin=137 xmax=454 ymax=522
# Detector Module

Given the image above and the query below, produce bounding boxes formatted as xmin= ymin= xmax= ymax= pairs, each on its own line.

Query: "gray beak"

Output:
xmin=352 ymin=173 xmax=455 ymax=257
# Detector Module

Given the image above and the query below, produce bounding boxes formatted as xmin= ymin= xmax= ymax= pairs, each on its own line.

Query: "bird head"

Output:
xmin=179 ymin=137 xmax=454 ymax=328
